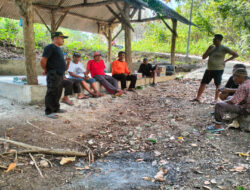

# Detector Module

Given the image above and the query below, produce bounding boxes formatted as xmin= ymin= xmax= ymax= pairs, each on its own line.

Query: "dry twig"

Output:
xmin=29 ymin=153 xmax=44 ymax=178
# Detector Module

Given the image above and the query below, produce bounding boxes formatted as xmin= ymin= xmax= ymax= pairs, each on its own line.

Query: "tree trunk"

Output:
xmin=15 ymin=0 xmax=38 ymax=85
xmin=107 ymin=26 xmax=112 ymax=64
xmin=171 ymin=19 xmax=177 ymax=70
xmin=124 ymin=2 xmax=132 ymax=70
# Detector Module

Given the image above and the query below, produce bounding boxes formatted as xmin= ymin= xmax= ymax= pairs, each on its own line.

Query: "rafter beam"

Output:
xmin=112 ymin=27 xmax=123 ymax=41
xmin=34 ymin=5 xmax=109 ymax=23
xmin=34 ymin=8 xmax=51 ymax=32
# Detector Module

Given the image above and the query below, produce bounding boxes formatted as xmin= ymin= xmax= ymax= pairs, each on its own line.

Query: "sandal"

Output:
xmin=190 ymin=98 xmax=200 ymax=103
xmin=207 ymin=125 xmax=225 ymax=133
xmin=77 ymin=95 xmax=89 ymax=99
xmin=46 ymin=113 xmax=59 ymax=119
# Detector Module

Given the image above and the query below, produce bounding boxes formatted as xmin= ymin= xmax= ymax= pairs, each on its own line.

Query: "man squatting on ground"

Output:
xmin=40 ymin=32 xmax=68 ymax=119
xmin=138 ymin=58 xmax=158 ymax=86
xmin=192 ymin=34 xmax=238 ymax=104
xmin=112 ymin=51 xmax=137 ymax=92
xmin=208 ymin=68 xmax=250 ymax=133
xmin=85 ymin=52 xmax=124 ymax=96
xmin=219 ymin=64 xmax=248 ymax=100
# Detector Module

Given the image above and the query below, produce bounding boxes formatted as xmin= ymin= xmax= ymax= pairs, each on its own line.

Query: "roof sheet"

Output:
xmin=0 ymin=0 xmax=195 ymax=34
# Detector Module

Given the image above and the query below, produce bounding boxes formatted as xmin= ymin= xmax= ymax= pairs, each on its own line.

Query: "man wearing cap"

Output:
xmin=40 ymin=31 xmax=68 ymax=119
xmin=207 ymin=68 xmax=250 ymax=133
xmin=67 ymin=53 xmax=103 ymax=97
xmin=85 ymin=52 xmax=123 ymax=96
xmin=192 ymin=34 xmax=238 ymax=104
xmin=112 ymin=51 xmax=137 ymax=91
xmin=138 ymin=58 xmax=158 ymax=86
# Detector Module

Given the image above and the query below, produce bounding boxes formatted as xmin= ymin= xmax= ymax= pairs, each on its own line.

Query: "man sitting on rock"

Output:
xmin=112 ymin=51 xmax=137 ymax=91
xmin=68 ymin=52 xmax=103 ymax=98
xmin=138 ymin=58 xmax=158 ymax=86
xmin=207 ymin=68 xmax=250 ymax=133
xmin=85 ymin=52 xmax=124 ymax=96
xmin=219 ymin=64 xmax=247 ymax=100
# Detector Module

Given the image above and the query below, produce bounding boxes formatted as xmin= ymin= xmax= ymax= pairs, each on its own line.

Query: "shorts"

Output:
xmin=69 ymin=77 xmax=96 ymax=84
xmin=201 ymin=70 xmax=224 ymax=86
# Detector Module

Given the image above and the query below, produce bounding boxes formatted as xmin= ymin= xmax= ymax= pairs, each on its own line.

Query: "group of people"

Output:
xmin=40 ymin=32 xmax=158 ymax=119
xmin=191 ymin=34 xmax=249 ymax=133
xmin=40 ymin=31 xmax=249 ymax=132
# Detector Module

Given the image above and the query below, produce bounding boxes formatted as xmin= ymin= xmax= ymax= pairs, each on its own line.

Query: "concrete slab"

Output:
xmin=0 ymin=74 xmax=176 ymax=104
xmin=184 ymin=61 xmax=250 ymax=82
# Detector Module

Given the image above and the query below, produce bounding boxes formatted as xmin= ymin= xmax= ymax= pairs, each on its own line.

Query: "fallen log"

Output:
xmin=0 ymin=138 xmax=87 ymax=157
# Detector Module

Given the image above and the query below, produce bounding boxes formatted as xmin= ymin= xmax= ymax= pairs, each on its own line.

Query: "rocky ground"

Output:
xmin=0 ymin=79 xmax=249 ymax=190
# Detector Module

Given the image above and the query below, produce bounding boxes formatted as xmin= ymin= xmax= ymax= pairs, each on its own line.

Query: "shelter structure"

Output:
xmin=0 ymin=0 xmax=195 ymax=84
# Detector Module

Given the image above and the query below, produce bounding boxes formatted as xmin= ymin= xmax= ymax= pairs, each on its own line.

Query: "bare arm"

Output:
xmin=224 ymin=51 xmax=239 ymax=64
xmin=202 ymin=45 xmax=214 ymax=59
xmin=40 ymin=57 xmax=48 ymax=75
xmin=68 ymin=72 xmax=84 ymax=79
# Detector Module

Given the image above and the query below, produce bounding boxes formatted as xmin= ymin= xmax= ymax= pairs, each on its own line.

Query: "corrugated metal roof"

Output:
xmin=0 ymin=0 xmax=195 ymax=34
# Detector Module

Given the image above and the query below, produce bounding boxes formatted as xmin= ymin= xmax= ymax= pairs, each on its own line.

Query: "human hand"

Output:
xmin=42 ymin=70 xmax=47 ymax=75
xmin=66 ymin=57 xmax=71 ymax=63
xmin=84 ymin=76 xmax=90 ymax=80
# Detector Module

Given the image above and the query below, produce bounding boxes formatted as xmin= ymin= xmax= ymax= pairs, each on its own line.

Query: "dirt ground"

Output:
xmin=0 ymin=79 xmax=249 ymax=190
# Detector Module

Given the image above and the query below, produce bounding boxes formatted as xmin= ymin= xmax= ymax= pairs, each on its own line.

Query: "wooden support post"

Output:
xmin=107 ymin=26 xmax=112 ymax=64
xmin=170 ymin=19 xmax=177 ymax=69
xmin=124 ymin=2 xmax=132 ymax=70
xmin=15 ymin=0 xmax=38 ymax=85
xmin=51 ymin=10 xmax=56 ymax=33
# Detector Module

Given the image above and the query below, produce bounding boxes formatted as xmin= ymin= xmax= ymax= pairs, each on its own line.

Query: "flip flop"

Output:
xmin=207 ymin=125 xmax=225 ymax=133
xmin=46 ymin=113 xmax=59 ymax=119
xmin=61 ymin=100 xmax=73 ymax=106
xmin=77 ymin=96 xmax=89 ymax=99
xmin=190 ymin=98 xmax=200 ymax=103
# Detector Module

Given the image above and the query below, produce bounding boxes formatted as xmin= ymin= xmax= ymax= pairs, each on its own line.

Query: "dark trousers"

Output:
xmin=45 ymin=71 xmax=63 ymax=115
xmin=62 ymin=79 xmax=81 ymax=96
xmin=113 ymin=74 xmax=137 ymax=89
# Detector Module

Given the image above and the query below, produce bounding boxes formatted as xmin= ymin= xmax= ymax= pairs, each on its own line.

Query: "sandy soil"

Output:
xmin=0 ymin=79 xmax=249 ymax=190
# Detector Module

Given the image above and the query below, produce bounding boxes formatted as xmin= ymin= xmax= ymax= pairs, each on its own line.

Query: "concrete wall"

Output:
xmin=0 ymin=81 xmax=46 ymax=104
xmin=0 ymin=75 xmax=176 ymax=104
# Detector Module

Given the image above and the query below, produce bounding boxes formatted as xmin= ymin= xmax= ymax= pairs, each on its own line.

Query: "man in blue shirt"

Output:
xmin=40 ymin=32 xmax=68 ymax=119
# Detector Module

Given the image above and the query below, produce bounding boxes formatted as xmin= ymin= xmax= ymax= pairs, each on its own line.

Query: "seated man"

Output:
xmin=112 ymin=51 xmax=137 ymax=91
xmin=207 ymin=68 xmax=249 ymax=133
xmin=138 ymin=58 xmax=158 ymax=86
xmin=61 ymin=78 xmax=87 ymax=105
xmin=67 ymin=53 xmax=103 ymax=97
xmin=85 ymin=52 xmax=123 ymax=96
xmin=219 ymin=64 xmax=247 ymax=100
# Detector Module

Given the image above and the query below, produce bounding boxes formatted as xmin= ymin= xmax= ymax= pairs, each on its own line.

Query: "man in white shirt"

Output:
xmin=68 ymin=53 xmax=103 ymax=97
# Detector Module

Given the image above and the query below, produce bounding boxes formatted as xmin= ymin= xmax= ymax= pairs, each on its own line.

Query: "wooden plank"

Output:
xmin=159 ymin=14 xmax=178 ymax=37
xmin=170 ymin=19 xmax=177 ymax=67
xmin=51 ymin=10 xmax=56 ymax=32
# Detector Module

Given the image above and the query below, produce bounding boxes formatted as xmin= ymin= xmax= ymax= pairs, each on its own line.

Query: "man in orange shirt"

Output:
xmin=112 ymin=51 xmax=137 ymax=91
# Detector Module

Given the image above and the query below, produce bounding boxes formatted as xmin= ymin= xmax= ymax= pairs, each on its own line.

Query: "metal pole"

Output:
xmin=186 ymin=0 xmax=194 ymax=57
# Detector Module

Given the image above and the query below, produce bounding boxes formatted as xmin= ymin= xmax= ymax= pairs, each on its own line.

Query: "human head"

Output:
xmin=118 ymin=51 xmax=125 ymax=60
xmin=93 ymin=52 xmax=102 ymax=61
xmin=233 ymin=64 xmax=246 ymax=73
xmin=233 ymin=68 xmax=248 ymax=85
xmin=51 ymin=31 xmax=68 ymax=46
xmin=73 ymin=52 xmax=81 ymax=63
xmin=213 ymin=34 xmax=223 ymax=46
xmin=143 ymin=58 xmax=148 ymax=64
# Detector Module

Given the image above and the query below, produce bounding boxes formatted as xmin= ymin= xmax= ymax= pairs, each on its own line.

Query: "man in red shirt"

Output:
xmin=207 ymin=68 xmax=249 ymax=133
xmin=85 ymin=52 xmax=123 ymax=96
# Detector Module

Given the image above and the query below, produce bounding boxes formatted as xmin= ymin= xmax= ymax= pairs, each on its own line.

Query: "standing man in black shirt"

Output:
xmin=40 ymin=32 xmax=68 ymax=119
xmin=138 ymin=58 xmax=158 ymax=86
